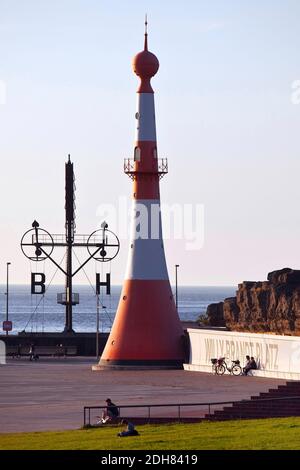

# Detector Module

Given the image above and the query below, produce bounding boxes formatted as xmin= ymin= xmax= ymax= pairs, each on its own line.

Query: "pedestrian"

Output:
xmin=29 ymin=343 xmax=35 ymax=361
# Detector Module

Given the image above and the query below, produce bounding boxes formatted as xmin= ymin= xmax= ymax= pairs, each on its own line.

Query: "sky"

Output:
xmin=0 ymin=0 xmax=300 ymax=287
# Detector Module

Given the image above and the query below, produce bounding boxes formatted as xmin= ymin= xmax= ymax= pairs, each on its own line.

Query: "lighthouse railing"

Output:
xmin=124 ymin=158 xmax=168 ymax=179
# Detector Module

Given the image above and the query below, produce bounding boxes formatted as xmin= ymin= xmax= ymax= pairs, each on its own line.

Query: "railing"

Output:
xmin=83 ymin=396 xmax=300 ymax=427
xmin=124 ymin=158 xmax=168 ymax=179
xmin=57 ymin=293 xmax=80 ymax=305
xmin=124 ymin=158 xmax=135 ymax=174
xmin=36 ymin=234 xmax=104 ymax=245
xmin=31 ymin=233 xmax=53 ymax=244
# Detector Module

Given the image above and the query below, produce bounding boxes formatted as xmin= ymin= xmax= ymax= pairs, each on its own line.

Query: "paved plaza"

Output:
xmin=0 ymin=357 xmax=284 ymax=433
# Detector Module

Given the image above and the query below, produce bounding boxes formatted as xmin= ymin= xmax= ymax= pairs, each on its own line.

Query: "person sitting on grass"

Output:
xmin=98 ymin=398 xmax=119 ymax=424
xmin=117 ymin=419 xmax=139 ymax=437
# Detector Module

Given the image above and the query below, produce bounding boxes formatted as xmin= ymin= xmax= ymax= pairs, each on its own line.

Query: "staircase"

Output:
xmin=205 ymin=381 xmax=300 ymax=421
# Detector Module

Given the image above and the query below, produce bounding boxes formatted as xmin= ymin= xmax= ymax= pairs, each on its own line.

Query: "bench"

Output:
xmin=34 ymin=346 xmax=78 ymax=357
xmin=7 ymin=345 xmax=77 ymax=358
xmin=6 ymin=346 xmax=27 ymax=357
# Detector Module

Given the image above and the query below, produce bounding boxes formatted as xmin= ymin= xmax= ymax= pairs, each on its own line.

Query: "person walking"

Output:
xmin=29 ymin=343 xmax=35 ymax=361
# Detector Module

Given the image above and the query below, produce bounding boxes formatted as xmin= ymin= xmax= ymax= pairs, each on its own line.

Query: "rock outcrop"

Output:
xmin=206 ymin=302 xmax=225 ymax=327
xmin=205 ymin=268 xmax=300 ymax=335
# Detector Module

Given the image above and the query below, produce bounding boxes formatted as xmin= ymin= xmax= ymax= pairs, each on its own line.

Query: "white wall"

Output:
xmin=184 ymin=328 xmax=300 ymax=380
xmin=0 ymin=340 xmax=6 ymax=365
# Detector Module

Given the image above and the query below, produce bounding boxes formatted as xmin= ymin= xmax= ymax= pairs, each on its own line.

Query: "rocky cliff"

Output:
xmin=205 ymin=268 xmax=300 ymax=335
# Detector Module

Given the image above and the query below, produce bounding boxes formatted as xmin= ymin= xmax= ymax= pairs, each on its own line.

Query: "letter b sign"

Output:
xmin=31 ymin=273 xmax=46 ymax=294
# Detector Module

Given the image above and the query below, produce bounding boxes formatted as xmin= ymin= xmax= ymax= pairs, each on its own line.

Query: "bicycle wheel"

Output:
xmin=216 ymin=364 xmax=226 ymax=375
xmin=231 ymin=365 xmax=242 ymax=376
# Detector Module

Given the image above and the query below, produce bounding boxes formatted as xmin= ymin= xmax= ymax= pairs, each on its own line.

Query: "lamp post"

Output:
xmin=96 ymin=294 xmax=107 ymax=359
xmin=175 ymin=264 xmax=179 ymax=312
xmin=96 ymin=294 xmax=100 ymax=359
xmin=6 ymin=262 xmax=11 ymax=336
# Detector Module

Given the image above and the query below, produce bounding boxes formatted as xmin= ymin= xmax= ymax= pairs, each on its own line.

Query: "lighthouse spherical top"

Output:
xmin=132 ymin=20 xmax=159 ymax=93
xmin=132 ymin=49 xmax=159 ymax=79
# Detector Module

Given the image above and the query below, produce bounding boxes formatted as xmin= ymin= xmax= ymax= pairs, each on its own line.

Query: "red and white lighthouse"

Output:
xmin=95 ymin=23 xmax=185 ymax=369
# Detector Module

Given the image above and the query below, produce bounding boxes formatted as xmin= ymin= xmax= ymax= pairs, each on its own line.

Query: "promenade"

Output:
xmin=0 ymin=358 xmax=284 ymax=433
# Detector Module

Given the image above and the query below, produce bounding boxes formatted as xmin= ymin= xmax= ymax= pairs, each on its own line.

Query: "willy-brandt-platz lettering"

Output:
xmin=1 ymin=7 xmax=300 ymax=454
xmin=204 ymin=337 xmax=279 ymax=371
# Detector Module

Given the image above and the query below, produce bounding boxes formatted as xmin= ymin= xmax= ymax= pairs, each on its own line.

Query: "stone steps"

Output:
xmin=251 ymin=390 xmax=300 ymax=399
xmin=212 ymin=405 xmax=300 ymax=414
xmin=205 ymin=380 xmax=300 ymax=421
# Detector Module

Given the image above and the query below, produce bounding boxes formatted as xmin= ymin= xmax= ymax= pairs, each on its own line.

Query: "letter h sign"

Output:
xmin=96 ymin=273 xmax=111 ymax=295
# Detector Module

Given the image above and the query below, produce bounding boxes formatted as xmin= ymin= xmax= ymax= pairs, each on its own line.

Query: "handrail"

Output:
xmin=83 ymin=395 xmax=300 ymax=427
xmin=124 ymin=158 xmax=168 ymax=179
xmin=37 ymin=234 xmax=104 ymax=243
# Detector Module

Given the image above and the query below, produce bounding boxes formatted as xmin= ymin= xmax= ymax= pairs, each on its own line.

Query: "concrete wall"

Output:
xmin=184 ymin=328 xmax=300 ymax=380
xmin=0 ymin=332 xmax=109 ymax=357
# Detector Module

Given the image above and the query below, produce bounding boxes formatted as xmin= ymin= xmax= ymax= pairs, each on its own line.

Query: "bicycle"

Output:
xmin=211 ymin=357 xmax=242 ymax=376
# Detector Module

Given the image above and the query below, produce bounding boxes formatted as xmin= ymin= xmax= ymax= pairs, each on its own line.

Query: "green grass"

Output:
xmin=1 ymin=418 xmax=300 ymax=450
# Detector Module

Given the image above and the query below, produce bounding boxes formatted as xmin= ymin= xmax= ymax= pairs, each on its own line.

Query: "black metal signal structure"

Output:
xmin=21 ymin=156 xmax=120 ymax=334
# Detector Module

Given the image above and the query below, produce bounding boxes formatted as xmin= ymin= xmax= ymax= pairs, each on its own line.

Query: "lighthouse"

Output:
xmin=94 ymin=22 xmax=185 ymax=370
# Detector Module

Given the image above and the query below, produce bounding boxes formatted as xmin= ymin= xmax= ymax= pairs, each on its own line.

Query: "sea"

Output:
xmin=0 ymin=285 xmax=235 ymax=334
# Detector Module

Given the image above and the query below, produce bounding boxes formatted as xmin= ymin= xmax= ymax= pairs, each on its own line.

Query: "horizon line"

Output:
xmin=0 ymin=283 xmax=237 ymax=288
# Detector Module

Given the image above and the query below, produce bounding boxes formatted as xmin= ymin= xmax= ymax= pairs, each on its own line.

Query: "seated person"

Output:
xmin=118 ymin=419 xmax=139 ymax=437
xmin=244 ymin=355 xmax=258 ymax=375
xmin=250 ymin=356 xmax=257 ymax=370
xmin=99 ymin=398 xmax=119 ymax=424
xmin=243 ymin=355 xmax=251 ymax=375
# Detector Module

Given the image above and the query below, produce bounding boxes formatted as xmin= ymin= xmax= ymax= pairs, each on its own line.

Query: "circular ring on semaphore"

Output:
xmin=86 ymin=222 xmax=120 ymax=262
xmin=20 ymin=220 xmax=54 ymax=262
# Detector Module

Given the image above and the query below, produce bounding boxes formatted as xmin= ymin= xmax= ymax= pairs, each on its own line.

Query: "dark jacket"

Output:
xmin=107 ymin=402 xmax=119 ymax=417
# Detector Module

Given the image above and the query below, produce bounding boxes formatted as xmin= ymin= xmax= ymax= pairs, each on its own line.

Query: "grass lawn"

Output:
xmin=1 ymin=417 xmax=300 ymax=450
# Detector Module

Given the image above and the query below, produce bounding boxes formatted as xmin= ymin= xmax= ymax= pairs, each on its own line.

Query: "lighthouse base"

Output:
xmin=92 ymin=359 xmax=183 ymax=371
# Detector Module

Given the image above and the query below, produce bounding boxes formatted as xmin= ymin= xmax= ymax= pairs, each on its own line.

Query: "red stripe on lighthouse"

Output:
xmin=100 ymin=280 xmax=184 ymax=364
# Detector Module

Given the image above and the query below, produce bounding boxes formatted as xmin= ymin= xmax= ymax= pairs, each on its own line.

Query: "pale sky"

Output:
xmin=0 ymin=0 xmax=300 ymax=287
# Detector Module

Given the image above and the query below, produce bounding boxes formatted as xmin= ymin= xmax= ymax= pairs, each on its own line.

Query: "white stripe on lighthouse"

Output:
xmin=135 ymin=93 xmax=157 ymax=142
xmin=125 ymin=199 xmax=169 ymax=280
